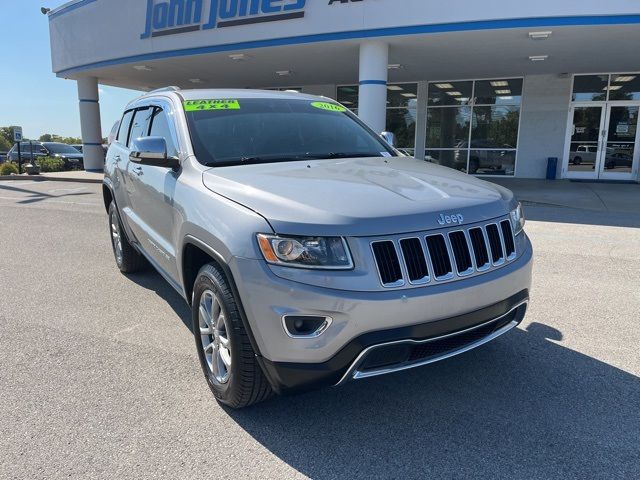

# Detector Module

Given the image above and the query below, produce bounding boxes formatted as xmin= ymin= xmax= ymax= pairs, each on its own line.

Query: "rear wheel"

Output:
xmin=192 ymin=263 xmax=272 ymax=408
xmin=108 ymin=202 xmax=146 ymax=273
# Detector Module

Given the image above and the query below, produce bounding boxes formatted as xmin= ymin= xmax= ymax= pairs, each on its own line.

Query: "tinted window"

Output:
xmin=128 ymin=108 xmax=153 ymax=147
xmin=428 ymin=81 xmax=473 ymax=106
xmin=117 ymin=110 xmax=134 ymax=144
xmin=337 ymin=86 xmax=359 ymax=110
xmin=184 ymin=98 xmax=395 ymax=167
xmin=20 ymin=143 xmax=47 ymax=154
xmin=572 ymin=75 xmax=608 ymax=102
xmin=43 ymin=143 xmax=82 ymax=154
xmin=149 ymin=107 xmax=178 ymax=157
xmin=474 ymin=79 xmax=523 ymax=105
xmin=608 ymin=74 xmax=640 ymax=101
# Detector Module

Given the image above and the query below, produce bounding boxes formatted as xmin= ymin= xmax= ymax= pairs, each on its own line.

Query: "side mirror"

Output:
xmin=129 ymin=137 xmax=179 ymax=169
xmin=380 ymin=131 xmax=396 ymax=147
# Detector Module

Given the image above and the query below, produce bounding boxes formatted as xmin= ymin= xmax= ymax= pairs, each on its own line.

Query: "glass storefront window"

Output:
xmin=426 ymin=107 xmax=471 ymax=149
xmin=469 ymin=150 xmax=516 ymax=176
xmin=387 ymin=83 xmax=418 ymax=107
xmin=427 ymin=81 xmax=473 ymax=106
xmin=336 ymin=86 xmax=359 ymax=110
xmin=474 ymin=79 xmax=523 ymax=105
xmin=471 ymin=106 xmax=520 ymax=149
xmin=387 ymin=108 xmax=416 ymax=151
xmin=337 ymin=83 xmax=418 ymax=149
xmin=572 ymin=75 xmax=609 ymax=101
xmin=426 ymin=78 xmax=521 ymax=176
xmin=608 ymin=74 xmax=640 ymax=101
xmin=425 ymin=150 xmax=469 ymax=172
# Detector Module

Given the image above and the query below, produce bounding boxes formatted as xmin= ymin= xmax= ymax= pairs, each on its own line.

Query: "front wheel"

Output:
xmin=192 ymin=264 xmax=272 ymax=409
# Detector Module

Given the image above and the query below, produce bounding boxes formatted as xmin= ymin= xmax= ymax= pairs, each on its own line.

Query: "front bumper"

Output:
xmin=230 ymin=235 xmax=533 ymax=393
xmin=259 ymin=292 xmax=528 ymax=394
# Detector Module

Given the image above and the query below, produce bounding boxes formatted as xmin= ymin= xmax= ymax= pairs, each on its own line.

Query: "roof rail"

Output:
xmin=147 ymin=86 xmax=181 ymax=94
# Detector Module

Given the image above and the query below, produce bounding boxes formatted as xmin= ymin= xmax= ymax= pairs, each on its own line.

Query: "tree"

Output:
xmin=0 ymin=127 xmax=18 ymax=152
xmin=38 ymin=134 xmax=82 ymax=145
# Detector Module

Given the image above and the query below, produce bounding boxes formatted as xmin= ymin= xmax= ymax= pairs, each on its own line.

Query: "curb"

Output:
xmin=0 ymin=174 xmax=103 ymax=184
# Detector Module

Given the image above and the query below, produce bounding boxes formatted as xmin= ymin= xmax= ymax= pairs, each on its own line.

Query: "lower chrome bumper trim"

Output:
xmin=336 ymin=300 xmax=527 ymax=386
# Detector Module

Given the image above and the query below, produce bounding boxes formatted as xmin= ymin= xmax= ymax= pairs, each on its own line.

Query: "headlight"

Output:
xmin=257 ymin=234 xmax=353 ymax=269
xmin=510 ymin=203 xmax=525 ymax=236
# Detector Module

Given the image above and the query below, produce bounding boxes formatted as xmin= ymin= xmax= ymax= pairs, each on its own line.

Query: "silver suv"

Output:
xmin=103 ymin=88 xmax=532 ymax=408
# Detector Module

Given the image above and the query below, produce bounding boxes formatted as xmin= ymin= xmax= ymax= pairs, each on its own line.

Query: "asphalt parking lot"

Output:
xmin=0 ymin=179 xmax=639 ymax=479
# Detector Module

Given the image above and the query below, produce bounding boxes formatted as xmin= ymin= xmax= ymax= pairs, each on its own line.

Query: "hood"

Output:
xmin=202 ymin=157 xmax=515 ymax=236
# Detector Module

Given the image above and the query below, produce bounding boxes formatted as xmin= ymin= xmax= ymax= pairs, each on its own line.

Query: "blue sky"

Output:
xmin=0 ymin=1 xmax=141 ymax=139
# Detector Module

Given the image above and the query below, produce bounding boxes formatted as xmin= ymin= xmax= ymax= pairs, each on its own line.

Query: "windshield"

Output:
xmin=44 ymin=143 xmax=82 ymax=154
xmin=183 ymin=98 xmax=396 ymax=166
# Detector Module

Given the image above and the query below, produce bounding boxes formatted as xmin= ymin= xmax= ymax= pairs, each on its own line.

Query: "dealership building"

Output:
xmin=49 ymin=0 xmax=640 ymax=182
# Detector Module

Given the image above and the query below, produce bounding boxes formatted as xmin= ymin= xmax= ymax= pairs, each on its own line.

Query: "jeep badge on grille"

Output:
xmin=438 ymin=213 xmax=464 ymax=225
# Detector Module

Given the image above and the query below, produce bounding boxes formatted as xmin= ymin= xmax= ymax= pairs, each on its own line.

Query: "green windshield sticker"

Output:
xmin=183 ymin=99 xmax=241 ymax=112
xmin=311 ymin=102 xmax=347 ymax=113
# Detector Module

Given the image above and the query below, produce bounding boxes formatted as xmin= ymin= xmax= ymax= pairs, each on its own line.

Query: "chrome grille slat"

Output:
xmin=399 ymin=238 xmax=430 ymax=284
xmin=371 ymin=216 xmax=518 ymax=288
xmin=485 ymin=223 xmax=505 ymax=266
xmin=500 ymin=220 xmax=517 ymax=260
xmin=448 ymin=231 xmax=474 ymax=276
xmin=426 ymin=234 xmax=454 ymax=280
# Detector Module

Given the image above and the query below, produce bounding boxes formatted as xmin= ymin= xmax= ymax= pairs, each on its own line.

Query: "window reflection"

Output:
xmin=338 ymin=83 xmax=418 ymax=149
xmin=426 ymin=107 xmax=471 ymax=149
xmin=426 ymin=149 xmax=468 ymax=172
xmin=426 ymin=78 xmax=521 ymax=176
xmin=428 ymin=81 xmax=473 ymax=106
xmin=471 ymin=106 xmax=520 ymax=148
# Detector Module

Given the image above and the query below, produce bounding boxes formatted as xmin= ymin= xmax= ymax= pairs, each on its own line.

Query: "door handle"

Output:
xmin=133 ymin=166 xmax=144 ymax=176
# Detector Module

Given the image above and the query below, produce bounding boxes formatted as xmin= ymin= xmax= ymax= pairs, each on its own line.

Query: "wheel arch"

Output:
xmin=102 ymin=179 xmax=114 ymax=213
xmin=181 ymin=236 xmax=264 ymax=358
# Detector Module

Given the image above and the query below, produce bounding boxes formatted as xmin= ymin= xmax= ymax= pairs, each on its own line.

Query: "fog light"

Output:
xmin=282 ymin=315 xmax=332 ymax=338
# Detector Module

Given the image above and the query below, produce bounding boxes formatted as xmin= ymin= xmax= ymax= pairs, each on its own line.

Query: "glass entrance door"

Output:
xmin=565 ymin=104 xmax=605 ymax=179
xmin=598 ymin=105 xmax=639 ymax=180
xmin=565 ymin=103 xmax=640 ymax=180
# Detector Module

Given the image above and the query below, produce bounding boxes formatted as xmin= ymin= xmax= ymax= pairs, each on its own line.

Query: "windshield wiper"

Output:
xmin=304 ymin=152 xmax=388 ymax=160
xmin=204 ymin=155 xmax=314 ymax=167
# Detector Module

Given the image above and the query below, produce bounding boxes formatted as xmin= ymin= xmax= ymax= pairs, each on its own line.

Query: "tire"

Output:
xmin=108 ymin=201 xmax=146 ymax=273
xmin=573 ymin=156 xmax=582 ymax=165
xmin=192 ymin=263 xmax=273 ymax=409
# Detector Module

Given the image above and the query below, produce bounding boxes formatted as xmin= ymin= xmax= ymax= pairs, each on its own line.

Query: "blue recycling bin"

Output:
xmin=546 ymin=157 xmax=558 ymax=180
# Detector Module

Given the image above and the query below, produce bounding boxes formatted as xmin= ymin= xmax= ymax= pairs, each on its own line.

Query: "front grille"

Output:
xmin=371 ymin=216 xmax=518 ymax=288
xmin=371 ymin=241 xmax=403 ymax=287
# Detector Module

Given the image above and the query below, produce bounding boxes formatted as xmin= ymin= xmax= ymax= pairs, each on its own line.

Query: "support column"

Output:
xmin=358 ymin=41 xmax=389 ymax=133
xmin=77 ymin=77 xmax=104 ymax=172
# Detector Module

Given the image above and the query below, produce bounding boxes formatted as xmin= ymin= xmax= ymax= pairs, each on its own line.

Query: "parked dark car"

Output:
xmin=7 ymin=142 xmax=84 ymax=170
